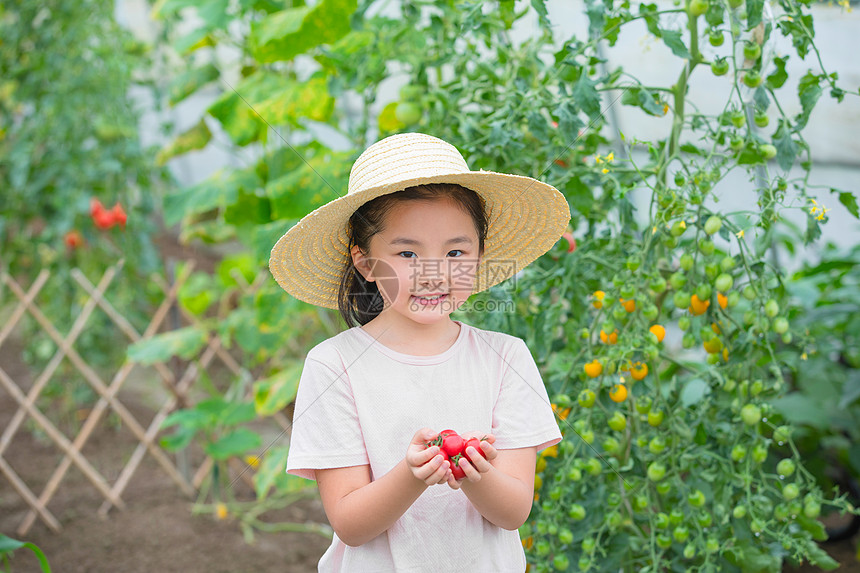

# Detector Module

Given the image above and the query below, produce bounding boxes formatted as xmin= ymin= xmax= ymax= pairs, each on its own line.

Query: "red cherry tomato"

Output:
xmin=463 ymin=437 xmax=487 ymax=463
xmin=449 ymin=455 xmax=467 ymax=480
xmin=441 ymin=433 xmax=466 ymax=458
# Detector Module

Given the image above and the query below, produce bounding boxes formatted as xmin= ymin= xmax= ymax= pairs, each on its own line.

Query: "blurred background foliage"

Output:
xmin=1 ymin=0 xmax=859 ymax=568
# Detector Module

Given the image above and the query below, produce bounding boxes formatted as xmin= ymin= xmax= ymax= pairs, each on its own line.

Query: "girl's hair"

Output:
xmin=337 ymin=183 xmax=488 ymax=328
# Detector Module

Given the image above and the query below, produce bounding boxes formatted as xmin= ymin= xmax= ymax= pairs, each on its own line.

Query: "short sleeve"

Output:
xmin=286 ymin=352 xmax=369 ymax=481
xmin=491 ymin=338 xmax=562 ymax=453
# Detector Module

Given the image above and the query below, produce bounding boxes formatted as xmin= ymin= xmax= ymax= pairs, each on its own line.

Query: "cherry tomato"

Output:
xmin=463 ymin=437 xmax=487 ymax=464
xmin=441 ymin=433 xmax=466 ymax=458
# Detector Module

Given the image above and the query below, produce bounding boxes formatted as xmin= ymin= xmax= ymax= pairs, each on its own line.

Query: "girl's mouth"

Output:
xmin=411 ymin=294 xmax=447 ymax=306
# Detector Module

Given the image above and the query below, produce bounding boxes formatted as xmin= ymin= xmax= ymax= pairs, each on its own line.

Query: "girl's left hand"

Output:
xmin=446 ymin=432 xmax=497 ymax=489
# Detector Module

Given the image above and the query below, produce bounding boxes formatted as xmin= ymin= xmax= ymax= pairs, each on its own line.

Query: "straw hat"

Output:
xmin=269 ymin=132 xmax=570 ymax=309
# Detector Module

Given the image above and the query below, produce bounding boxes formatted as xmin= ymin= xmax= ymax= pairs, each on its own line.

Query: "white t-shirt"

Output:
xmin=286 ymin=320 xmax=562 ymax=572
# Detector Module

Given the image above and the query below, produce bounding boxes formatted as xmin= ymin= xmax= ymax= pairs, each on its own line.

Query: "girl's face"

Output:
xmin=351 ymin=197 xmax=481 ymax=327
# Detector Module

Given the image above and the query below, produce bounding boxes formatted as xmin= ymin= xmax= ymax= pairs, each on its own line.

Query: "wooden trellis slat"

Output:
xmin=0 ymin=263 xmax=294 ymax=536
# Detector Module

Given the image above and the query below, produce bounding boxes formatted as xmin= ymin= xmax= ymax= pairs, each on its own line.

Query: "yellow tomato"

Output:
xmin=703 ymin=337 xmax=723 ymax=354
xmin=600 ymin=329 xmax=618 ymax=345
xmin=592 ymin=290 xmax=606 ymax=309
xmin=630 ymin=362 xmax=649 ymax=381
xmin=688 ymin=294 xmax=711 ymax=316
xmin=649 ymin=324 xmax=666 ymax=342
xmin=609 ymin=384 xmax=628 ymax=402
xmin=216 ymin=502 xmax=228 ymax=520
xmin=542 ymin=445 xmax=559 ymax=458
xmin=717 ymin=292 xmax=728 ymax=309
xmin=620 ymin=298 xmax=636 ymax=313
xmin=584 ymin=359 xmax=604 ymax=377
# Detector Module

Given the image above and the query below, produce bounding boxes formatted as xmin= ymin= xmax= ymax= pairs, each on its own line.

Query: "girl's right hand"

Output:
xmin=406 ymin=428 xmax=452 ymax=486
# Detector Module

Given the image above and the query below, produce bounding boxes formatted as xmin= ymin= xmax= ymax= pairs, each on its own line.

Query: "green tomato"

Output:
xmin=649 ymin=436 xmax=667 ymax=455
xmin=608 ymin=411 xmax=627 ymax=432
xmin=670 ymin=271 xmax=688 ymax=290
xmin=743 ymin=70 xmax=763 ymax=88
xmin=752 ymin=442 xmax=768 ymax=463
xmin=709 ymin=29 xmax=725 ymax=46
xmin=688 ymin=489 xmax=706 ymax=507
xmin=650 ymin=276 xmax=668 ymax=293
xmin=603 ymin=437 xmax=621 ymax=454
xmin=647 ymin=461 xmax=667 ymax=482
xmin=568 ymin=467 xmax=583 ymax=481
xmin=764 ymin=299 xmax=779 ymax=318
xmin=774 ymin=503 xmax=790 ymax=521
xmin=740 ymin=403 xmax=761 ymax=426
xmin=671 ymin=221 xmax=687 ymax=237
xmin=743 ymin=285 xmax=757 ymax=300
xmin=654 ymin=512 xmax=670 ymax=529
xmin=656 ymin=481 xmax=672 ymax=495
xmin=635 ymin=395 xmax=653 ymax=414
xmin=648 ymin=409 xmax=665 ymax=427
xmin=680 ymin=253 xmax=695 ymax=271
xmin=670 ymin=508 xmax=685 ymax=525
xmin=674 ymin=525 xmax=690 ymax=543
xmin=578 ymin=556 xmax=591 ymax=571
xmin=553 ymin=555 xmax=570 ymax=571
xmin=776 ymin=458 xmax=796 ymax=477
xmin=750 ymin=518 xmax=765 ymax=533
xmin=582 ymin=537 xmax=596 ymax=552
xmin=715 ymin=273 xmax=734 ymax=293
xmin=704 ymin=215 xmax=722 ymax=235
xmin=656 ymin=533 xmax=673 ymax=549
xmin=706 ymin=537 xmax=720 ymax=553
xmin=754 ymin=111 xmax=770 ymax=128
xmin=773 ymin=425 xmax=791 ymax=444
xmin=727 ymin=291 xmax=741 ymax=307
xmin=399 ymin=84 xmax=424 ymax=102
xmin=558 ymin=528 xmax=575 ymax=545
xmin=535 ymin=539 xmax=551 ymax=556
xmin=697 ymin=511 xmax=713 ymax=527
xmin=683 ymin=543 xmax=696 ymax=559
xmin=697 ymin=282 xmax=712 ymax=301
xmin=732 ymin=504 xmax=747 ymax=519
xmin=719 ymin=256 xmax=736 ymax=272
xmin=804 ymin=500 xmax=821 ymax=518
xmin=759 ymin=143 xmax=777 ymax=159
xmin=689 ymin=0 xmax=709 ymax=16
xmin=711 ymin=57 xmax=730 ymax=76
xmin=585 ymin=457 xmax=602 ymax=475
xmin=773 ymin=317 xmax=789 ymax=334
xmin=581 ymin=430 xmax=595 ymax=445
xmin=699 ymin=239 xmax=715 ymax=256
xmin=743 ymin=41 xmax=762 ymax=61
xmin=394 ymin=101 xmax=422 ymax=125
xmin=578 ymin=389 xmax=596 ymax=408
xmin=569 ymin=503 xmax=587 ymax=520
xmin=731 ymin=444 xmax=747 ymax=461
xmin=634 ymin=495 xmax=649 ymax=512
xmin=674 ymin=291 xmax=692 ymax=310
xmin=678 ymin=315 xmax=691 ymax=331
xmin=783 ymin=483 xmax=800 ymax=501
xmin=731 ymin=109 xmax=746 ymax=128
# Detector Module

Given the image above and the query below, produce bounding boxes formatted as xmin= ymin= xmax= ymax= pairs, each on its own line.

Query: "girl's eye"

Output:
xmin=398 ymin=251 xmax=416 ymax=258
xmin=448 ymin=250 xmax=463 ymax=257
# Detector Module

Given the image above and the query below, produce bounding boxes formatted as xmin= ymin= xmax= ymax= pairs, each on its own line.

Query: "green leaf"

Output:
xmin=621 ymin=87 xmax=664 ymax=116
xmin=746 ymin=0 xmax=765 ymax=28
xmin=254 ymin=74 xmax=334 ymax=126
xmin=572 ymin=72 xmax=601 ymax=119
xmin=249 ymin=0 xmax=358 ymax=63
xmin=680 ymin=378 xmax=710 ymax=407
xmin=164 ymin=166 xmax=261 ymax=226
xmin=204 ymin=428 xmax=262 ymax=460
xmin=254 ymin=447 xmax=311 ymax=499
xmin=660 ymin=29 xmax=691 ymax=60
xmin=266 ymin=151 xmax=351 ymax=220
xmin=0 ymin=535 xmax=51 ymax=572
xmin=156 ymin=119 xmax=212 ymax=166
xmin=796 ymin=71 xmax=822 ymax=130
xmin=772 ymin=121 xmax=798 ymax=171
xmin=831 ymin=188 xmax=859 ymax=219
xmin=159 ymin=424 xmax=197 ymax=451
xmin=766 ymin=56 xmax=788 ymax=89
xmin=223 ymin=190 xmax=272 ymax=228
xmin=173 ymin=27 xmax=215 ymax=54
xmin=803 ymin=541 xmax=839 ymax=570
xmin=770 ymin=392 xmax=831 ymax=429
xmin=127 ymin=326 xmax=208 ymax=364
xmin=161 ymin=408 xmax=212 ymax=431
xmin=254 ymin=361 xmax=303 ymax=416
xmin=168 ymin=64 xmax=220 ymax=106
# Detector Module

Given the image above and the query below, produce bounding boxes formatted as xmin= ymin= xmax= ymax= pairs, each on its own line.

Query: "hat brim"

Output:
xmin=269 ymin=169 xmax=570 ymax=310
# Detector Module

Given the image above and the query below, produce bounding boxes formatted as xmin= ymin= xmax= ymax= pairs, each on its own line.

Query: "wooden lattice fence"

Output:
xmin=0 ymin=260 xmax=291 ymax=536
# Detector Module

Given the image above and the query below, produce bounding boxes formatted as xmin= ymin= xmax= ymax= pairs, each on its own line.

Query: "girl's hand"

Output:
xmin=406 ymin=428 xmax=452 ymax=486
xmin=447 ymin=433 xmax=497 ymax=490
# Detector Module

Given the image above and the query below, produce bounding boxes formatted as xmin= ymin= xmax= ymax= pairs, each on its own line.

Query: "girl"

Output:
xmin=269 ymin=132 xmax=570 ymax=572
